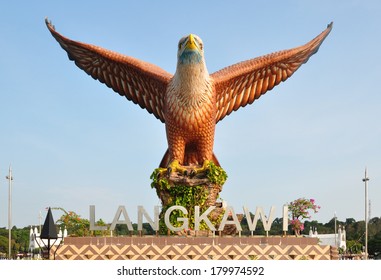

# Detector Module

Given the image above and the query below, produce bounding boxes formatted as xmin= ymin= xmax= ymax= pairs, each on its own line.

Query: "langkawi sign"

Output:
xmin=89 ymin=205 xmax=289 ymax=233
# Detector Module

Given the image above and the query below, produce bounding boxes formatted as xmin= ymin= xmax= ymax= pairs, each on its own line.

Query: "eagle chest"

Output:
xmin=165 ymin=85 xmax=215 ymax=136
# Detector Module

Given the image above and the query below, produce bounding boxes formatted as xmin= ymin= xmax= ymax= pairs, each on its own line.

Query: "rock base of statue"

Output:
xmin=150 ymin=163 xmax=229 ymax=234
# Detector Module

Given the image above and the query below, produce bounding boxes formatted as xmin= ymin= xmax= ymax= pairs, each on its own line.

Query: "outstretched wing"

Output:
xmin=211 ymin=22 xmax=333 ymax=123
xmin=46 ymin=18 xmax=172 ymax=123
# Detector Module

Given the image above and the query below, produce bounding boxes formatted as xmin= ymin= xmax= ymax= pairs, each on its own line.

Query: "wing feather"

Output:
xmin=212 ymin=22 xmax=333 ymax=123
xmin=46 ymin=19 xmax=172 ymax=123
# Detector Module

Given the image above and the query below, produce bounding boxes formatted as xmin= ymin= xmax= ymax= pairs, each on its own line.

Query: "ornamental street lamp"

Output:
xmin=37 ymin=207 xmax=61 ymax=260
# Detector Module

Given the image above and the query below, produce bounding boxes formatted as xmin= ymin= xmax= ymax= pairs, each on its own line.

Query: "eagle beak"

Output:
xmin=185 ymin=34 xmax=198 ymax=50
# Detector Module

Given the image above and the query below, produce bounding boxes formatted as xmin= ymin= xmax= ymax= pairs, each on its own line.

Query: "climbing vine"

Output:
xmin=206 ymin=162 xmax=227 ymax=185
xmin=150 ymin=162 xmax=227 ymax=234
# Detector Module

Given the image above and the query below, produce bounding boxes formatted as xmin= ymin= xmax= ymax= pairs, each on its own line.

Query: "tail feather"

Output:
xmin=159 ymin=149 xmax=171 ymax=168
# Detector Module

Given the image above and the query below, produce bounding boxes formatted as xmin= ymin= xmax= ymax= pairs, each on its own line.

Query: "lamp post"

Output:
xmin=38 ymin=207 xmax=60 ymax=260
xmin=5 ymin=165 xmax=13 ymax=259
xmin=362 ymin=168 xmax=369 ymax=260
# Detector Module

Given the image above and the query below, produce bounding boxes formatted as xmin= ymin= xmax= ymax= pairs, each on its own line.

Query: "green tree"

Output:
xmin=346 ymin=218 xmax=356 ymax=225
xmin=346 ymin=240 xmax=363 ymax=254
xmin=368 ymin=231 xmax=381 ymax=258
xmin=54 ymin=208 xmax=90 ymax=237
xmin=0 ymin=235 xmax=8 ymax=255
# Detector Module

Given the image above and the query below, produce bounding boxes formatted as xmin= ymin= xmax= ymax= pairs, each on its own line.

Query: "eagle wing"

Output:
xmin=211 ymin=22 xmax=333 ymax=123
xmin=46 ymin=19 xmax=172 ymax=123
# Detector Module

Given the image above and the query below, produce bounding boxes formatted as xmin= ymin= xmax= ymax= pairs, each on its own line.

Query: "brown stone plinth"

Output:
xmin=55 ymin=236 xmax=337 ymax=260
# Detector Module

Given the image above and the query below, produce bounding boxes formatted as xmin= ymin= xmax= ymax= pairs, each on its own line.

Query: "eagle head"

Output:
xmin=177 ymin=34 xmax=204 ymax=65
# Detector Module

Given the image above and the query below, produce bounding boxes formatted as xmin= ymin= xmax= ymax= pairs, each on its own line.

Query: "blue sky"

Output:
xmin=0 ymin=0 xmax=380 ymax=228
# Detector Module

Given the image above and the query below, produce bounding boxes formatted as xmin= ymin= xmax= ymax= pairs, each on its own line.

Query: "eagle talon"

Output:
xmin=164 ymin=160 xmax=188 ymax=176
xmin=167 ymin=167 xmax=172 ymax=177
xmin=192 ymin=160 xmax=211 ymax=174
xmin=189 ymin=169 xmax=196 ymax=178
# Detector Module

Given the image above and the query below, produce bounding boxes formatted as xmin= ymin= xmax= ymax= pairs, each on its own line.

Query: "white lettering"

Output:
xmin=218 ymin=206 xmax=242 ymax=232
xmin=89 ymin=205 xmax=108 ymax=231
xmin=283 ymin=204 xmax=289 ymax=232
xmin=110 ymin=206 xmax=133 ymax=231
xmin=194 ymin=206 xmax=216 ymax=231
xmin=89 ymin=204 xmax=287 ymax=234
xmin=137 ymin=206 xmax=160 ymax=231
xmin=164 ymin=205 xmax=188 ymax=231
xmin=243 ymin=206 xmax=275 ymax=232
